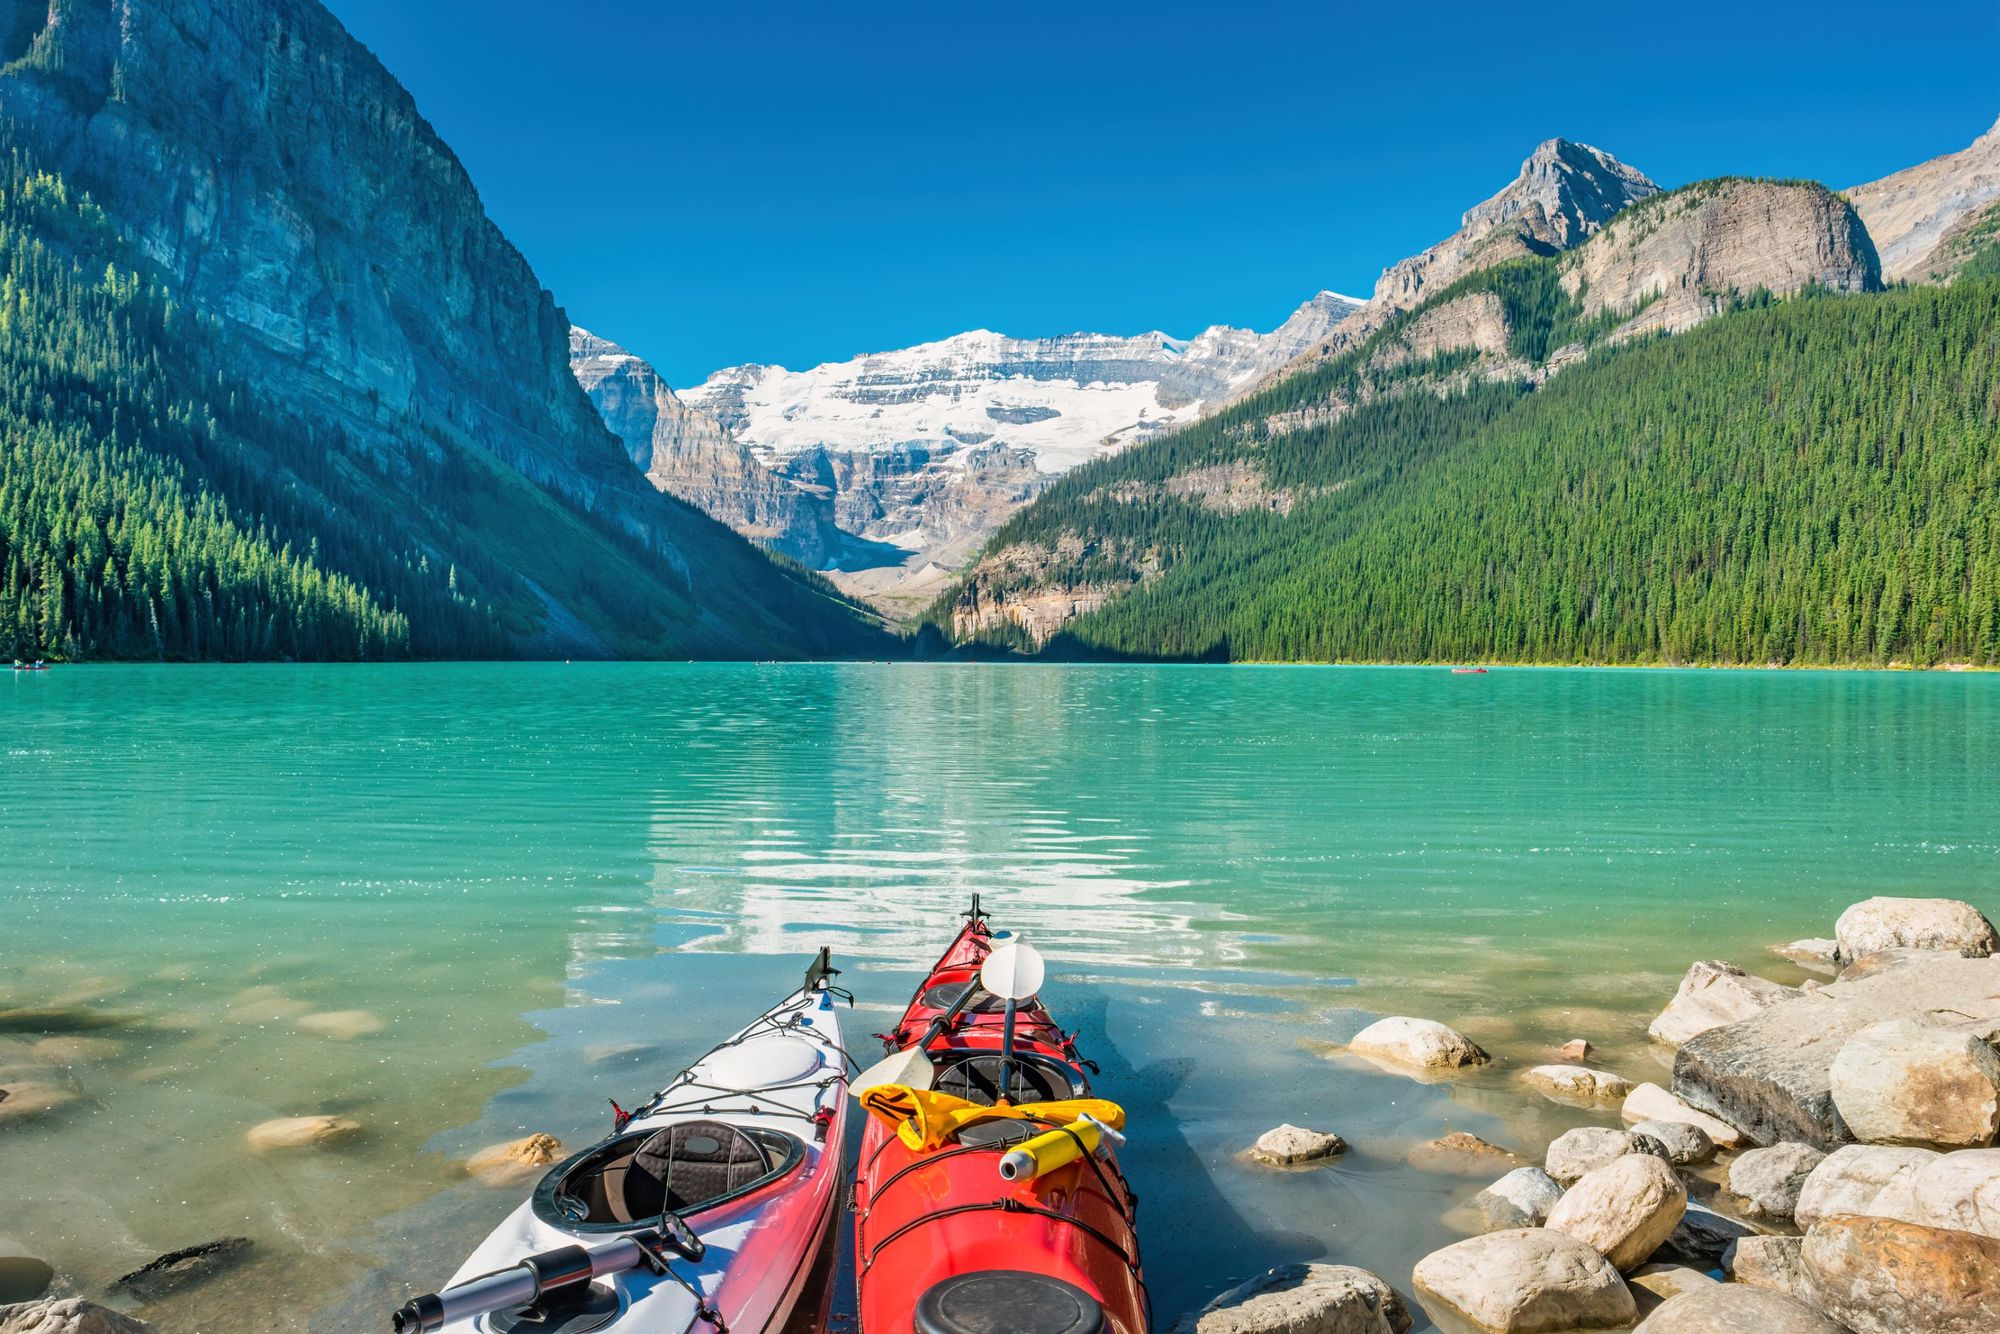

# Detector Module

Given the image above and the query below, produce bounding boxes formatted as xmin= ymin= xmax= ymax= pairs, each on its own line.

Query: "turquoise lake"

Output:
xmin=3 ymin=663 xmax=1997 ymax=1331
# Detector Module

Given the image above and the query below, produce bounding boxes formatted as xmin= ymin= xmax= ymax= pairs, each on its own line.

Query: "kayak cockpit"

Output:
xmin=930 ymin=1049 xmax=1088 ymax=1106
xmin=533 ymin=1120 xmax=805 ymax=1231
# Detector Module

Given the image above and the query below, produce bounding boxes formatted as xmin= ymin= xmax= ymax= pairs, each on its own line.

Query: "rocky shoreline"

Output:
xmin=5 ymin=895 xmax=1997 ymax=1333
xmin=1185 ymin=894 xmax=2000 ymax=1334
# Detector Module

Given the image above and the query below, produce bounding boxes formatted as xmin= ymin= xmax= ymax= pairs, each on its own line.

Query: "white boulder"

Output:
xmin=1828 ymin=1020 xmax=2000 ymax=1147
xmin=1899 ymin=1147 xmax=2000 ymax=1239
xmin=1347 ymin=1017 xmax=1489 ymax=1072
xmin=1620 ymin=1081 xmax=1748 ymax=1148
xmin=1834 ymin=895 xmax=1998 ymax=961
xmin=1474 ymin=1167 xmax=1565 ymax=1230
xmin=1793 ymin=1143 xmax=1939 ymax=1229
xmin=1249 ymin=1124 xmax=1347 ymax=1166
xmin=1728 ymin=1142 xmax=1826 ymax=1221
xmin=1412 ymin=1229 xmax=1636 ymax=1333
xmin=1647 ymin=961 xmax=1795 ymax=1048
xmin=1545 ymin=1154 xmax=1688 ymax=1271
xmin=1722 ymin=1234 xmax=1808 ymax=1300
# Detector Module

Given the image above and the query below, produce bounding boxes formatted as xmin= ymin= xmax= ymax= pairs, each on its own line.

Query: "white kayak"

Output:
xmin=394 ymin=951 xmax=852 ymax=1334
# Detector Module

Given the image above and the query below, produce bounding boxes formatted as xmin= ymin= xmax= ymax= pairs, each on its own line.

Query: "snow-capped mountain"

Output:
xmin=683 ymin=291 xmax=1363 ymax=478
xmin=656 ymin=291 xmax=1361 ymax=608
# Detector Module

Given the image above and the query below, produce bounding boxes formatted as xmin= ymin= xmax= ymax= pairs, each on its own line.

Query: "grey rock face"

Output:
xmin=1848 ymin=115 xmax=2000 ymax=282
xmin=1169 ymin=1264 xmax=1412 ymax=1334
xmin=1671 ymin=954 xmax=2000 ymax=1149
xmin=569 ymin=330 xmax=845 ymax=567
xmin=1374 ymin=140 xmax=1658 ymax=312
xmin=1565 ymin=180 xmax=1880 ymax=340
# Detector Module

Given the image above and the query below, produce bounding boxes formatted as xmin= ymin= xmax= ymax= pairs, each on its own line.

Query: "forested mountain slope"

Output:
xmin=0 ymin=0 xmax=884 ymax=660
xmin=940 ymin=248 xmax=2000 ymax=666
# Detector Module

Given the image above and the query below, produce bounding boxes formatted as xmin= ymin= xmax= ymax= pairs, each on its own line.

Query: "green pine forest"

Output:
xmin=940 ymin=255 xmax=2000 ymax=667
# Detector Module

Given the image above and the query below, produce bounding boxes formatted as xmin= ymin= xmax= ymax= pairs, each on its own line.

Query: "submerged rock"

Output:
xmin=1628 ymin=1119 xmax=1714 ymax=1166
xmin=1520 ymin=1065 xmax=1632 ymax=1103
xmin=1544 ymin=1154 xmax=1687 ymax=1272
xmin=1834 ymin=895 xmax=1999 ymax=962
xmin=1545 ymin=1127 xmax=1668 ymax=1185
xmin=1793 ymin=1143 xmax=1938 ymax=1229
xmin=1669 ymin=953 xmax=2000 ymax=1149
xmin=0 ymin=1008 xmax=128 ymax=1034
xmin=1558 ymin=1039 xmax=1592 ymax=1061
xmin=1632 ymin=1286 xmax=1845 ymax=1333
xmin=1621 ymin=1082 xmax=1746 ymax=1149
xmin=1828 ymin=1020 xmax=2000 ymax=1148
xmin=0 ymin=1299 xmax=155 ymax=1333
xmin=1728 ymin=1142 xmax=1825 ymax=1221
xmin=466 ymin=1133 xmax=565 ymax=1186
xmin=1408 ymin=1132 xmax=1518 ymax=1176
xmin=0 ymin=1084 xmax=79 ymax=1127
xmin=1474 ymin=1167 xmax=1564 ymax=1231
xmin=1647 ymin=961 xmax=1795 ymax=1048
xmin=245 ymin=1115 xmax=361 ymax=1152
xmin=1347 ymin=1017 xmax=1489 ymax=1073
xmin=295 ymin=1010 xmax=386 ymax=1041
xmin=1412 ymin=1229 xmax=1635 ymax=1333
xmin=109 ymin=1237 xmax=252 ymax=1302
xmin=1249 ymin=1124 xmax=1346 ymax=1166
xmin=1800 ymin=1213 xmax=2000 ymax=1334
xmin=1169 ymin=1263 xmax=1412 ymax=1334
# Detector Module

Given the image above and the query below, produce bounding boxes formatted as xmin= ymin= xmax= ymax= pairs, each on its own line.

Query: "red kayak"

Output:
xmin=853 ymin=899 xmax=1148 ymax=1334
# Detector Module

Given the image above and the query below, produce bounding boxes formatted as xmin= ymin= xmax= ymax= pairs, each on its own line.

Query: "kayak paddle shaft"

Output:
xmin=393 ymin=1234 xmax=654 ymax=1331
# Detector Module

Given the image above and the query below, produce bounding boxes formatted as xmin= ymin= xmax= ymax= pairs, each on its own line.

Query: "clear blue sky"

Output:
xmin=326 ymin=0 xmax=1998 ymax=387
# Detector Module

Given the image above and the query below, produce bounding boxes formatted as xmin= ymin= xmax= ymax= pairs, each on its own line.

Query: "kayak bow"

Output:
xmin=853 ymin=900 xmax=1148 ymax=1334
xmin=394 ymin=949 xmax=852 ymax=1333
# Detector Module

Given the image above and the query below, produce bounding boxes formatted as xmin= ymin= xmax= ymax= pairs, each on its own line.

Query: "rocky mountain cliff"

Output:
xmin=576 ymin=292 xmax=1359 ymax=612
xmin=1848 ymin=115 xmax=2000 ymax=282
xmin=569 ymin=330 xmax=846 ymax=567
xmin=0 ymin=0 xmax=879 ymax=657
xmin=1269 ymin=139 xmax=1659 ymax=375
xmin=1565 ymin=179 xmax=1878 ymax=335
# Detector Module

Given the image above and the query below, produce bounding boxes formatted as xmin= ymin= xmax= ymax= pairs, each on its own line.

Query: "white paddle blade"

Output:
xmin=851 ymin=1044 xmax=936 ymax=1098
xmin=980 ymin=941 xmax=1045 ymax=1002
